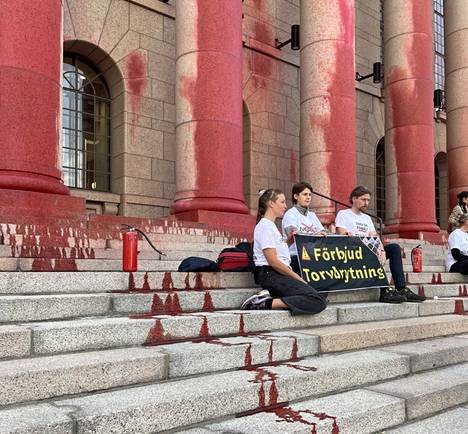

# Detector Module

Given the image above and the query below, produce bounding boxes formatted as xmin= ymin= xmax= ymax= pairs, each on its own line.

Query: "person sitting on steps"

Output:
xmin=241 ymin=188 xmax=328 ymax=315
xmin=335 ymin=185 xmax=426 ymax=304
xmin=447 ymin=213 xmax=468 ymax=274
xmin=282 ymin=181 xmax=328 ymax=275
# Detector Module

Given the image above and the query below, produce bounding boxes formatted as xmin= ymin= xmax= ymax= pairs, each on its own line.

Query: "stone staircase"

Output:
xmin=1 ymin=219 xmax=468 ymax=433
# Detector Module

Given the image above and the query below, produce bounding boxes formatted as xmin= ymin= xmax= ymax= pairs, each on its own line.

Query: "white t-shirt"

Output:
xmin=282 ymin=207 xmax=324 ymax=256
xmin=447 ymin=229 xmax=468 ymax=270
xmin=253 ymin=218 xmax=291 ymax=267
xmin=335 ymin=208 xmax=376 ymax=236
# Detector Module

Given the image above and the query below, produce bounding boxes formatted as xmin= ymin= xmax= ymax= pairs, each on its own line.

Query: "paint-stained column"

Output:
xmin=383 ymin=0 xmax=438 ymax=235
xmin=300 ymin=0 xmax=356 ymax=221
xmin=445 ymin=0 xmax=468 ymax=206
xmin=0 ymin=0 xmax=69 ymax=196
xmin=171 ymin=0 xmax=248 ymax=216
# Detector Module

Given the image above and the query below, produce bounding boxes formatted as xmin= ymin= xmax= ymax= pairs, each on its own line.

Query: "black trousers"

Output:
xmin=384 ymin=243 xmax=406 ymax=289
xmin=450 ymin=259 xmax=468 ymax=275
xmin=254 ymin=266 xmax=327 ymax=316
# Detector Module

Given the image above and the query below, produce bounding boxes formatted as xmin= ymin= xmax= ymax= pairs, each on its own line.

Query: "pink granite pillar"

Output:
xmin=445 ymin=0 xmax=468 ymax=207
xmin=171 ymin=0 xmax=249 ymax=219
xmin=383 ymin=0 xmax=439 ymax=236
xmin=0 ymin=0 xmax=84 ymax=219
xmin=300 ymin=0 xmax=356 ymax=223
xmin=0 ymin=0 xmax=69 ymax=196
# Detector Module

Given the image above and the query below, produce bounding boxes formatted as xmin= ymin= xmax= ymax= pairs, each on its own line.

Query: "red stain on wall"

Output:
xmin=126 ymin=51 xmax=148 ymax=142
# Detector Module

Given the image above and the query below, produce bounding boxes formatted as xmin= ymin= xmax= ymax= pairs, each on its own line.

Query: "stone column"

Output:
xmin=300 ymin=0 xmax=356 ymax=222
xmin=445 ymin=0 xmax=468 ymax=207
xmin=0 ymin=0 xmax=84 ymax=218
xmin=171 ymin=0 xmax=249 ymax=219
xmin=383 ymin=0 xmax=439 ymax=235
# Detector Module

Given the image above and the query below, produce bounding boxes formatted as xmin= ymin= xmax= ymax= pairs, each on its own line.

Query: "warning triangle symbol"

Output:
xmin=301 ymin=246 xmax=311 ymax=261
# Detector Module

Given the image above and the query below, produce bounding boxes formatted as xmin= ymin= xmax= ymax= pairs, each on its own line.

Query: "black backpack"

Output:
xmin=177 ymin=257 xmax=219 ymax=272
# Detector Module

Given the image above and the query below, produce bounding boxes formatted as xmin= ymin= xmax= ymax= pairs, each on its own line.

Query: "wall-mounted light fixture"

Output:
xmin=356 ymin=62 xmax=383 ymax=83
xmin=434 ymin=89 xmax=445 ymax=111
xmin=275 ymin=25 xmax=300 ymax=50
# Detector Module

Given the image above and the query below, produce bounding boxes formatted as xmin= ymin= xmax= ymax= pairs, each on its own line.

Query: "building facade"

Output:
xmin=1 ymin=0 xmax=463 ymax=236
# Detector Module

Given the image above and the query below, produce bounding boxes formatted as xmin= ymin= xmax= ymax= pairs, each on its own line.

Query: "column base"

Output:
xmin=0 ymin=189 xmax=86 ymax=221
xmin=172 ymin=210 xmax=256 ymax=237
xmin=171 ymin=197 xmax=249 ymax=216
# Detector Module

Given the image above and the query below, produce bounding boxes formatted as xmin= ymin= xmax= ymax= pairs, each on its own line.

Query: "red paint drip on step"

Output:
xmin=184 ymin=273 xmax=191 ymax=290
xmin=171 ymin=293 xmax=182 ymax=314
xmin=431 ymin=273 xmax=436 ymax=284
xmin=199 ymin=316 xmax=211 ymax=338
xmin=437 ymin=273 xmax=442 ymax=284
xmin=239 ymin=313 xmax=246 ymax=335
xmin=151 ymin=294 xmax=164 ymax=314
xmin=418 ymin=285 xmax=425 ymax=299
xmin=455 ymin=300 xmax=465 ymax=315
xmin=268 ymin=340 xmax=274 ymax=363
xmin=162 ymin=272 xmax=174 ymax=290
xmin=464 ymin=285 xmax=468 ymax=297
xmin=143 ymin=273 xmax=151 ymax=290
xmin=269 ymin=405 xmax=340 ymax=433
xmin=194 ymin=272 xmax=204 ymax=290
xmin=145 ymin=319 xmax=165 ymax=345
xmin=247 ymin=367 xmax=279 ymax=409
xmin=290 ymin=337 xmax=299 ymax=361
xmin=128 ymin=272 xmax=135 ymax=291
xmin=203 ymin=291 xmax=215 ymax=311
xmin=244 ymin=343 xmax=253 ymax=367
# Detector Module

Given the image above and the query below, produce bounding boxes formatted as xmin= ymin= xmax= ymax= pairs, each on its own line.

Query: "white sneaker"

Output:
xmin=240 ymin=294 xmax=272 ymax=310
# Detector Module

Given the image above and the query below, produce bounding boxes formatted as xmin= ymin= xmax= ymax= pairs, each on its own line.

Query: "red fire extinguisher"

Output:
xmin=411 ymin=245 xmax=423 ymax=273
xmin=122 ymin=224 xmax=165 ymax=272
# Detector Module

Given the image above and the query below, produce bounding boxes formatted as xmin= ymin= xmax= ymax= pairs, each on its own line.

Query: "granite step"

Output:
xmin=412 ymin=283 xmax=468 ymax=298
xmin=380 ymin=335 xmax=468 ymax=373
xmin=0 ymin=294 xmax=111 ymax=323
xmin=0 ymin=349 xmax=409 ymax=433
xmin=0 ymin=271 xmax=257 ymax=295
xmin=387 ymin=406 xmax=468 ymax=433
xmin=24 ymin=309 xmax=338 ymax=355
xmin=0 ymin=347 xmax=167 ymax=406
xmin=0 ymin=332 xmax=319 ymax=406
xmin=111 ymin=288 xmax=258 ymax=314
xmin=367 ymin=362 xmax=468 ymax=420
xmin=296 ymin=315 xmax=468 ymax=353
xmin=192 ymin=389 xmax=405 ymax=434
xmin=13 ymin=302 xmax=468 ymax=357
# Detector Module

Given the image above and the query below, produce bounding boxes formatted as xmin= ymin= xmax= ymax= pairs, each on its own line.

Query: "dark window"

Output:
xmin=433 ymin=0 xmax=445 ymax=92
xmin=376 ymin=138 xmax=386 ymax=221
xmin=62 ymin=56 xmax=111 ymax=191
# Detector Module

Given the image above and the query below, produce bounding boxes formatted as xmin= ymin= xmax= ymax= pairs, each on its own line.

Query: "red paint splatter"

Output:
xmin=239 ymin=313 xmax=246 ymax=335
xmin=455 ymin=300 xmax=465 ymax=315
xmin=431 ymin=274 xmax=436 ymax=284
xmin=418 ymin=285 xmax=425 ymax=299
xmin=290 ymin=337 xmax=299 ymax=361
xmin=244 ymin=343 xmax=253 ymax=368
xmin=268 ymin=340 xmax=274 ymax=363
xmin=171 ymin=293 xmax=182 ymax=313
xmin=143 ymin=273 xmax=151 ymax=291
xmin=184 ymin=273 xmax=191 ymax=290
xmin=202 ymin=291 xmax=215 ymax=311
xmin=464 ymin=285 xmax=468 ymax=297
xmin=194 ymin=272 xmax=204 ymax=291
xmin=145 ymin=319 xmax=165 ymax=345
xmin=162 ymin=272 xmax=174 ymax=290
xmin=150 ymin=294 xmax=164 ymax=314
xmin=126 ymin=51 xmax=148 ymax=142
xmin=199 ymin=316 xmax=211 ymax=339
xmin=437 ymin=273 xmax=442 ymax=284
xmin=247 ymin=366 xmax=279 ymax=409
xmin=128 ymin=272 xmax=135 ymax=291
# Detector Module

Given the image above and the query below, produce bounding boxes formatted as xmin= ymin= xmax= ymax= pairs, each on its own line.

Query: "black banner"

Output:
xmin=295 ymin=235 xmax=389 ymax=292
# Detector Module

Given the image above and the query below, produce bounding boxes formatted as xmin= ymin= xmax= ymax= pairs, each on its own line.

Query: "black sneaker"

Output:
xmin=240 ymin=294 xmax=273 ymax=310
xmin=379 ymin=287 xmax=406 ymax=304
xmin=397 ymin=287 xmax=426 ymax=302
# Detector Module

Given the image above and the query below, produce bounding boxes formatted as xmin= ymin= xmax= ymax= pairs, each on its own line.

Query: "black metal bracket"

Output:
xmin=275 ymin=24 xmax=300 ymax=50
xmin=356 ymin=62 xmax=383 ymax=83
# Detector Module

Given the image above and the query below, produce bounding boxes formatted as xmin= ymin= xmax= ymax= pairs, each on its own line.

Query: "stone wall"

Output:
xmin=63 ymin=0 xmax=447 ymax=226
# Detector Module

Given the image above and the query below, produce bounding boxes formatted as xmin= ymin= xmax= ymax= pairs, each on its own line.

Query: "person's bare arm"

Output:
xmin=263 ymin=248 xmax=305 ymax=282
xmin=336 ymin=226 xmax=351 ymax=235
